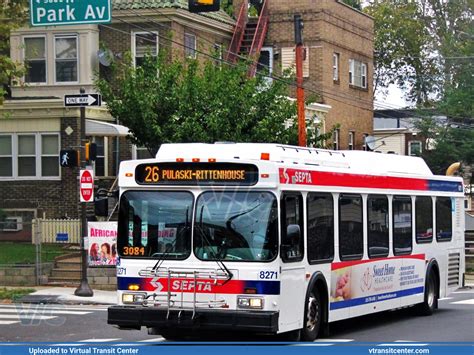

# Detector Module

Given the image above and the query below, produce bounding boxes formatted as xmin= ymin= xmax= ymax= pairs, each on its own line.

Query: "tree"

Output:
xmin=364 ymin=1 xmax=437 ymax=105
xmin=0 ymin=0 xmax=28 ymax=104
xmin=95 ymin=53 xmax=303 ymax=152
xmin=415 ymin=117 xmax=474 ymax=175
xmin=365 ymin=0 xmax=473 ymax=108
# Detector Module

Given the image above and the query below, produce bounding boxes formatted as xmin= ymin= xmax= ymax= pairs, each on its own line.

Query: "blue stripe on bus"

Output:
xmin=428 ymin=180 xmax=463 ymax=192
xmin=330 ymin=286 xmax=424 ymax=310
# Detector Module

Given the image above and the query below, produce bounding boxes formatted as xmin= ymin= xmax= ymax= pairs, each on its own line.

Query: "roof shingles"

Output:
xmin=112 ymin=0 xmax=235 ymax=25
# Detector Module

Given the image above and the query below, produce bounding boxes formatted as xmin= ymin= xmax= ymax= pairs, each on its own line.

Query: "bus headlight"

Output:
xmin=122 ymin=293 xmax=146 ymax=304
xmin=237 ymin=296 xmax=264 ymax=309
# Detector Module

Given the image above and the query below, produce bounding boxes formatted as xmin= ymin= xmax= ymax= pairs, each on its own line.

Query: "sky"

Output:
xmin=374 ymin=84 xmax=411 ymax=110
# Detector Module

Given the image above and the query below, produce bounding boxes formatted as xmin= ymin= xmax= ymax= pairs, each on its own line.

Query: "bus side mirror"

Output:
xmin=281 ymin=224 xmax=300 ymax=259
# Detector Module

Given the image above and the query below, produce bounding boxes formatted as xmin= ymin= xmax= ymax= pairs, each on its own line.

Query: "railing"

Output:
xmin=225 ymin=0 xmax=248 ymax=63
xmin=248 ymin=0 xmax=269 ymax=77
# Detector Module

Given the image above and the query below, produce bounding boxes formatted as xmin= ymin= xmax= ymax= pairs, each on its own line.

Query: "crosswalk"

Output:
xmin=0 ymin=303 xmax=107 ymax=326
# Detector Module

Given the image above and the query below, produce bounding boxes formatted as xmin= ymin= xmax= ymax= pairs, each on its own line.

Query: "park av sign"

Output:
xmin=30 ymin=0 xmax=111 ymax=27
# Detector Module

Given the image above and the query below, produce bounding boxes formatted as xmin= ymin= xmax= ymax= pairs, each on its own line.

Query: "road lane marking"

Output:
xmin=451 ymin=299 xmax=474 ymax=305
xmin=138 ymin=337 xmax=165 ymax=342
xmin=0 ymin=309 xmax=91 ymax=315
xmin=438 ymin=297 xmax=453 ymax=301
xmin=0 ymin=314 xmax=56 ymax=320
xmin=79 ymin=338 xmax=121 ymax=342
xmin=0 ymin=320 xmax=20 ymax=325
xmin=315 ymin=339 xmax=353 ymax=342
xmin=0 ymin=304 xmax=108 ymax=312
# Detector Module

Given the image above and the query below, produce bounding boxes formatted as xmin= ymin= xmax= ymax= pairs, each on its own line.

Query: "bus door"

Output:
xmin=279 ymin=192 xmax=306 ymax=332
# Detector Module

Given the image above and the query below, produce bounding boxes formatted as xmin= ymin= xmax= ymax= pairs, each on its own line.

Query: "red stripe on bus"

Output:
xmin=331 ymin=254 xmax=425 ymax=270
xmin=279 ymin=168 xmax=428 ymax=191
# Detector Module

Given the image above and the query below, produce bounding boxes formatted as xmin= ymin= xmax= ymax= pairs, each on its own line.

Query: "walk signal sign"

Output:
xmin=60 ymin=149 xmax=79 ymax=168
xmin=188 ymin=0 xmax=220 ymax=13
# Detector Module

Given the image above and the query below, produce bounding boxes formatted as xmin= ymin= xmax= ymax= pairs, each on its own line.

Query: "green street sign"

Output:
xmin=30 ymin=0 xmax=111 ymax=27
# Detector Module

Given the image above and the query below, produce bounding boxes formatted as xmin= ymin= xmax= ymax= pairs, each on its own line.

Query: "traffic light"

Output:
xmin=59 ymin=149 xmax=79 ymax=168
xmin=188 ymin=0 xmax=220 ymax=13
xmin=85 ymin=142 xmax=97 ymax=162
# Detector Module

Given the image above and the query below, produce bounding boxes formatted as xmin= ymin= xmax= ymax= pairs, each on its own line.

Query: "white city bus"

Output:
xmin=108 ymin=143 xmax=465 ymax=340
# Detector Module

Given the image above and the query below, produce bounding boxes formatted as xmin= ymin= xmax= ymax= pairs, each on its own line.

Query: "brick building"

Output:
xmin=0 ymin=1 xmax=235 ymax=239
xmin=235 ymin=0 xmax=374 ymax=149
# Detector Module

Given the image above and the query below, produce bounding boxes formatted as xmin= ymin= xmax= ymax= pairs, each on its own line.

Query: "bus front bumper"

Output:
xmin=108 ymin=305 xmax=279 ymax=333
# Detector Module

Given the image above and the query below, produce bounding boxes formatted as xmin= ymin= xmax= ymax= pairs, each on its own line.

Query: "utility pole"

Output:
xmin=294 ymin=14 xmax=306 ymax=147
xmin=75 ymin=87 xmax=93 ymax=297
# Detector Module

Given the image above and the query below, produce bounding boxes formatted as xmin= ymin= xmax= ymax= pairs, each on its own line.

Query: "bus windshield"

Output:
xmin=118 ymin=191 xmax=193 ymax=259
xmin=194 ymin=191 xmax=278 ymax=262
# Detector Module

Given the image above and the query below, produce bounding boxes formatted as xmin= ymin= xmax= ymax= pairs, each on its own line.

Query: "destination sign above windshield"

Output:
xmin=135 ymin=162 xmax=259 ymax=185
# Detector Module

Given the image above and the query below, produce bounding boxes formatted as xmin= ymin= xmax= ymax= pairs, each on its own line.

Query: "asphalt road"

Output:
xmin=0 ymin=287 xmax=472 ymax=344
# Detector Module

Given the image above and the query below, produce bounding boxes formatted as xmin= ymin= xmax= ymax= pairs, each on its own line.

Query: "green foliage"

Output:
xmin=0 ymin=287 xmax=35 ymax=301
xmin=95 ymin=52 xmax=307 ymax=152
xmin=415 ymin=117 xmax=474 ymax=175
xmin=342 ymin=0 xmax=362 ymax=10
xmin=0 ymin=0 xmax=28 ymax=104
xmin=365 ymin=0 xmax=473 ymax=108
xmin=0 ymin=242 xmax=65 ymax=264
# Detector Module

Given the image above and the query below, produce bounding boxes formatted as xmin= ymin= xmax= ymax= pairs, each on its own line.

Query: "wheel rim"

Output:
xmin=306 ymin=295 xmax=320 ymax=331
xmin=427 ymin=276 xmax=435 ymax=308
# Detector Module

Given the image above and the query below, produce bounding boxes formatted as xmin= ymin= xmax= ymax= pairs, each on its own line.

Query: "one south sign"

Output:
xmin=30 ymin=0 xmax=111 ymax=27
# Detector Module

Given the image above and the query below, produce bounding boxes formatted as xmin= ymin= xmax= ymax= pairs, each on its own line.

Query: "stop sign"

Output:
xmin=80 ymin=169 xmax=94 ymax=202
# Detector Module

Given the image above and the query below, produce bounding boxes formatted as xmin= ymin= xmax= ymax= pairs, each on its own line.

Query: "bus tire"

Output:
xmin=417 ymin=271 xmax=438 ymax=316
xmin=301 ymin=290 xmax=322 ymax=341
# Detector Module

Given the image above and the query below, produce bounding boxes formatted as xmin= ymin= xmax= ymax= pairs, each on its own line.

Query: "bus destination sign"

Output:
xmin=135 ymin=162 xmax=259 ymax=186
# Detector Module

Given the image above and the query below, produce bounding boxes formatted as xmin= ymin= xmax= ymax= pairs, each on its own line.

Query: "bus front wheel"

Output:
xmin=301 ymin=290 xmax=321 ymax=341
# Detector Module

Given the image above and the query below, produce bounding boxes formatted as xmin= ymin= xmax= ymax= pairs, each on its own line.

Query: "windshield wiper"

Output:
xmin=196 ymin=205 xmax=233 ymax=284
xmin=151 ymin=207 xmax=189 ymax=272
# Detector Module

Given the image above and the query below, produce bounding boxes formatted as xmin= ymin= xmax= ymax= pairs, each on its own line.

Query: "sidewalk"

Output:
xmin=19 ymin=286 xmax=117 ymax=305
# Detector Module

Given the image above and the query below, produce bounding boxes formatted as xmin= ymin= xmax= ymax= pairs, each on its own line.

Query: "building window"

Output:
xmin=348 ymin=131 xmax=354 ymax=150
xmin=367 ymin=195 xmax=389 ymax=258
xmin=349 ymin=59 xmax=367 ymax=88
xmin=393 ymin=196 xmax=412 ymax=255
xmin=436 ymin=197 xmax=452 ymax=242
xmin=339 ymin=194 xmax=363 ymax=260
xmin=134 ymin=146 xmax=154 ymax=160
xmin=333 ymin=129 xmax=339 ymax=150
xmin=363 ymin=133 xmax=369 ymax=151
xmin=18 ymin=135 xmax=36 ymax=177
xmin=24 ymin=36 xmax=46 ymax=83
xmin=41 ymin=134 xmax=59 ymax=177
xmin=415 ymin=196 xmax=433 ymax=244
xmin=0 ymin=135 xmax=13 ymax=177
xmin=92 ymin=137 xmax=106 ymax=177
xmin=1 ymin=133 xmax=60 ymax=179
xmin=184 ymin=33 xmax=197 ymax=59
xmin=409 ymin=141 xmax=422 ymax=156
xmin=307 ymin=193 xmax=334 ymax=263
xmin=132 ymin=31 xmax=158 ymax=67
xmin=333 ymin=53 xmax=339 ymax=82
xmin=55 ymin=35 xmax=78 ymax=82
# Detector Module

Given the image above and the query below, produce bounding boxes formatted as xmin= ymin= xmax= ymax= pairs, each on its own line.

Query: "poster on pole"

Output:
xmin=87 ymin=221 xmax=117 ymax=266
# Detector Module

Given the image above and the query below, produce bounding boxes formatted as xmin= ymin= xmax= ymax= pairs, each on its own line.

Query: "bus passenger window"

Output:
xmin=339 ymin=194 xmax=363 ymax=261
xmin=393 ymin=196 xmax=412 ymax=255
xmin=415 ymin=196 xmax=433 ymax=244
xmin=307 ymin=193 xmax=334 ymax=263
xmin=436 ymin=197 xmax=452 ymax=242
xmin=367 ymin=195 xmax=389 ymax=258
xmin=281 ymin=193 xmax=304 ymax=262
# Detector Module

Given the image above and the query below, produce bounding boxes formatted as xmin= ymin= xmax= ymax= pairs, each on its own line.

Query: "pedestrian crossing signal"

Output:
xmin=60 ymin=149 xmax=79 ymax=168
xmin=188 ymin=0 xmax=220 ymax=13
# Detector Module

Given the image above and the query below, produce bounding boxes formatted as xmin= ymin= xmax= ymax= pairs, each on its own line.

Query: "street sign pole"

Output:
xmin=75 ymin=87 xmax=93 ymax=297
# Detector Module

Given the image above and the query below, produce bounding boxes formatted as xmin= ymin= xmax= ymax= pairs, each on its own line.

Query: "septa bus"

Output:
xmin=108 ymin=143 xmax=465 ymax=340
